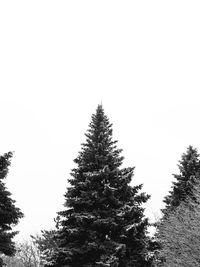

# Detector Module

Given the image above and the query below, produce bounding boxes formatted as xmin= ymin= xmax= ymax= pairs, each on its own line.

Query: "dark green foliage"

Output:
xmin=52 ymin=105 xmax=151 ymax=267
xmin=0 ymin=152 xmax=23 ymax=265
xmin=163 ymin=146 xmax=200 ymax=212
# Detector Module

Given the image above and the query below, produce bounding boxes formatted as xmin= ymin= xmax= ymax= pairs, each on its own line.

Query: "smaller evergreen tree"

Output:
xmin=0 ymin=152 xmax=23 ymax=266
xmin=32 ymin=229 xmax=58 ymax=267
xmin=154 ymin=146 xmax=200 ymax=266
xmin=163 ymin=146 xmax=200 ymax=212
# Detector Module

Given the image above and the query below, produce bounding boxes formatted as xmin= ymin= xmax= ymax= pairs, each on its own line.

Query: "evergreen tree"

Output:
xmin=32 ymin=229 xmax=58 ymax=266
xmin=153 ymin=146 xmax=200 ymax=265
xmin=0 ymin=152 xmax=23 ymax=266
xmin=163 ymin=146 xmax=200 ymax=212
xmin=52 ymin=105 xmax=151 ymax=267
xmin=154 ymin=179 xmax=200 ymax=266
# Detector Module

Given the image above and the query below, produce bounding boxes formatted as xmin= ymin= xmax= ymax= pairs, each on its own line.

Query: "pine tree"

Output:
xmin=154 ymin=179 xmax=200 ymax=266
xmin=153 ymin=146 xmax=200 ymax=266
xmin=52 ymin=105 xmax=151 ymax=267
xmin=32 ymin=229 xmax=58 ymax=266
xmin=163 ymin=146 xmax=200 ymax=212
xmin=0 ymin=152 xmax=23 ymax=266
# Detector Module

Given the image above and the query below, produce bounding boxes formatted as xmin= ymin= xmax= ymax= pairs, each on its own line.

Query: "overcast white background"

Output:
xmin=0 ymin=1 xmax=200 ymax=240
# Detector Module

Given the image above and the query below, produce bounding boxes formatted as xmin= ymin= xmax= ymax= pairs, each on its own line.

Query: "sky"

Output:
xmin=0 ymin=1 xmax=200 ymax=240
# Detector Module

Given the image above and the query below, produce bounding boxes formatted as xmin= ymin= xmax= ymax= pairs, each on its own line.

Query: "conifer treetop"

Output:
xmin=74 ymin=104 xmax=124 ymax=172
xmin=163 ymin=145 xmax=200 ymax=212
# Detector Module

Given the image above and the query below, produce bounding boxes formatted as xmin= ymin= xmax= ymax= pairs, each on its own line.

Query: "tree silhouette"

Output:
xmin=52 ymin=105 xmax=151 ymax=267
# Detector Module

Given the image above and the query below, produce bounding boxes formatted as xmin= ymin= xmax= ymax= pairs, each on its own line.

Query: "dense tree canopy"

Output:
xmin=154 ymin=180 xmax=200 ymax=266
xmin=154 ymin=146 xmax=200 ymax=266
xmin=0 ymin=152 xmax=23 ymax=266
xmin=51 ymin=105 xmax=151 ymax=267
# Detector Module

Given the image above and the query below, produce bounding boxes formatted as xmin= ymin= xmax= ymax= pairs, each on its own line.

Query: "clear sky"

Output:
xmin=0 ymin=1 xmax=200 ymax=240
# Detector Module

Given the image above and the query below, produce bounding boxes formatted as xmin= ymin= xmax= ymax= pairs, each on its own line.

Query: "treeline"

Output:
xmin=1 ymin=105 xmax=200 ymax=266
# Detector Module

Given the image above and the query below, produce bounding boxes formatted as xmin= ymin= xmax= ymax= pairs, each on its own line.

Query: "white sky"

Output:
xmin=0 ymin=1 xmax=200 ymax=240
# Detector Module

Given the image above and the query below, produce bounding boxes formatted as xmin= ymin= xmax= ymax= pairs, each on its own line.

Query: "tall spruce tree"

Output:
xmin=0 ymin=152 xmax=23 ymax=266
xmin=163 ymin=146 xmax=200 ymax=212
xmin=53 ymin=105 xmax=151 ymax=267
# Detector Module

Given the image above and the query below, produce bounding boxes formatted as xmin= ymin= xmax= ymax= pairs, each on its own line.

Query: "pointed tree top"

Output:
xmin=97 ymin=103 xmax=104 ymax=112
xmin=163 ymin=145 xmax=200 ymax=212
